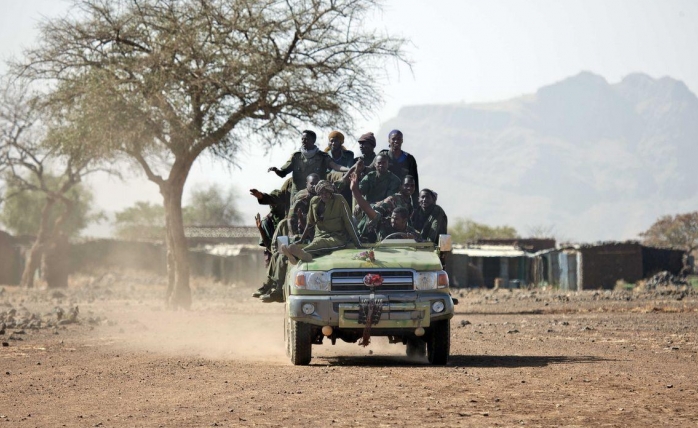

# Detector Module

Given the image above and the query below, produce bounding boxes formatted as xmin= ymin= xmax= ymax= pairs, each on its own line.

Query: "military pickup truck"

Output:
xmin=282 ymin=235 xmax=455 ymax=365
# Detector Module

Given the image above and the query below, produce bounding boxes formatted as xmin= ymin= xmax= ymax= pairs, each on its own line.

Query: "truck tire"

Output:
xmin=290 ymin=320 xmax=312 ymax=365
xmin=427 ymin=320 xmax=450 ymax=365
xmin=406 ymin=338 xmax=426 ymax=359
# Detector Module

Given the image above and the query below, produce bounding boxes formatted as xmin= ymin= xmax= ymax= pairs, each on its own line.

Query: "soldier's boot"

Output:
xmin=252 ymin=283 xmax=271 ymax=298
xmin=260 ymin=287 xmax=284 ymax=303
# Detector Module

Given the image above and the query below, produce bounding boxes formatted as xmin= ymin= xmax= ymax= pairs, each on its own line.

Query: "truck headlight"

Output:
xmin=432 ymin=301 xmax=445 ymax=313
xmin=414 ymin=271 xmax=449 ymax=290
xmin=294 ymin=271 xmax=331 ymax=291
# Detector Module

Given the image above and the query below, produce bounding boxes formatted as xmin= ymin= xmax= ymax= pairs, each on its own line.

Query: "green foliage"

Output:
xmin=114 ymin=185 xmax=240 ymax=240
xmin=113 ymin=201 xmax=166 ymax=241
xmin=448 ymin=217 xmax=518 ymax=244
xmin=0 ymin=174 xmax=102 ymax=237
xmin=183 ymin=184 xmax=241 ymax=226
xmin=640 ymin=211 xmax=698 ymax=252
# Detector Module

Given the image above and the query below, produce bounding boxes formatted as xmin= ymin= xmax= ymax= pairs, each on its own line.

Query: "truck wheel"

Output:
xmin=427 ymin=320 xmax=450 ymax=365
xmin=406 ymin=338 xmax=426 ymax=359
xmin=290 ymin=320 xmax=312 ymax=365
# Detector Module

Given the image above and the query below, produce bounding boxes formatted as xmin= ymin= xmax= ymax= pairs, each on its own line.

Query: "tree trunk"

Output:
xmin=20 ymin=198 xmax=56 ymax=288
xmin=161 ymin=180 xmax=191 ymax=310
xmin=42 ymin=201 xmax=75 ymax=289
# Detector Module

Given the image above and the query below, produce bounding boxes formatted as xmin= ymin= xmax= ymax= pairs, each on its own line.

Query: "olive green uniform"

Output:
xmin=303 ymin=194 xmax=361 ymax=254
xmin=277 ymin=151 xmax=333 ymax=201
xmin=413 ymin=204 xmax=448 ymax=244
xmin=357 ymin=193 xmax=413 ymax=242
xmin=358 ymin=171 xmax=401 ymax=203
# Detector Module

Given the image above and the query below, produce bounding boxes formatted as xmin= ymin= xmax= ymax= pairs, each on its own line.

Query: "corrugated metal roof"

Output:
xmin=184 ymin=226 xmax=259 ymax=238
xmin=197 ymin=244 xmax=261 ymax=257
xmin=452 ymin=245 xmax=527 ymax=257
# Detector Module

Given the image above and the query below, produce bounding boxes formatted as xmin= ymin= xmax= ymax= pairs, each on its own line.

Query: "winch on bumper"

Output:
xmin=286 ymin=291 xmax=454 ymax=329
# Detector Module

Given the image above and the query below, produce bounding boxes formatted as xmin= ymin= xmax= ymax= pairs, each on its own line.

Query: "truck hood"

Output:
xmin=299 ymin=246 xmax=443 ymax=271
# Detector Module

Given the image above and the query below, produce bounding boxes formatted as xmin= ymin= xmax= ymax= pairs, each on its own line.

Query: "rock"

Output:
xmin=460 ymin=320 xmax=471 ymax=327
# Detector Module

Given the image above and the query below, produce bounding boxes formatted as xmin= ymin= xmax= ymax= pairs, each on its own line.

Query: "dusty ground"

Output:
xmin=2 ymin=272 xmax=698 ymax=427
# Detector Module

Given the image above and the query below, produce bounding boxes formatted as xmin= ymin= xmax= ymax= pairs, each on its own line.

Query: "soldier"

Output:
xmin=357 ymin=154 xmax=401 ymax=203
xmin=287 ymin=173 xmax=321 ymax=236
xmin=268 ymin=130 xmax=351 ymax=202
xmin=350 ymin=173 xmax=416 ymax=242
xmin=376 ymin=206 xmax=421 ymax=241
xmin=413 ymin=188 xmax=448 ymax=244
xmin=256 ymin=175 xmax=321 ymax=302
xmin=280 ymin=180 xmax=362 ymax=265
xmin=324 ymin=131 xmax=354 ymax=168
xmin=378 ymin=130 xmax=419 ymax=207
xmin=353 ymin=132 xmax=377 ymax=174
xmin=249 ymin=180 xmax=292 ymax=262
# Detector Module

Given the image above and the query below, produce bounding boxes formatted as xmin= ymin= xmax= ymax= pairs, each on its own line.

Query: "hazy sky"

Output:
xmin=1 ymin=0 xmax=697 ymax=237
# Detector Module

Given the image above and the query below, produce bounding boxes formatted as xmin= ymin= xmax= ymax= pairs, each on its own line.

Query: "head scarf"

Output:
xmin=421 ymin=188 xmax=438 ymax=202
xmin=315 ymin=180 xmax=336 ymax=195
xmin=357 ymin=132 xmax=376 ymax=147
xmin=328 ymin=131 xmax=345 ymax=144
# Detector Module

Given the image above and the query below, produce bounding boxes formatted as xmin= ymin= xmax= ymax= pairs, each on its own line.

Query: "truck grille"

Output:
xmin=331 ymin=270 xmax=414 ymax=292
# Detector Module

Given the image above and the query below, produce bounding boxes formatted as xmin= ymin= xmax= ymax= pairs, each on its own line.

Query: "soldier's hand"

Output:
xmin=349 ymin=172 xmax=358 ymax=191
xmin=254 ymin=213 xmax=262 ymax=229
xmin=249 ymin=189 xmax=264 ymax=200
xmin=355 ymin=158 xmax=365 ymax=173
xmin=268 ymin=167 xmax=279 ymax=173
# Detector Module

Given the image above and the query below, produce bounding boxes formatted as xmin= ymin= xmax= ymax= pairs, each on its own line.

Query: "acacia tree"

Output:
xmin=640 ymin=212 xmax=698 ymax=253
xmin=0 ymin=81 xmax=108 ymax=288
xmin=448 ymin=217 xmax=518 ymax=245
xmin=15 ymin=0 xmax=407 ymax=308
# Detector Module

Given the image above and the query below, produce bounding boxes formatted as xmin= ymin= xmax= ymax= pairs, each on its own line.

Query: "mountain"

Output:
xmin=378 ymin=72 xmax=698 ymax=242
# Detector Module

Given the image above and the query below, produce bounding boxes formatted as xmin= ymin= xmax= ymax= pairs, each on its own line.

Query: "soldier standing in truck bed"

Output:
xmin=268 ymin=130 xmax=352 ymax=202
xmin=378 ymin=129 xmax=419 ymax=207
xmin=357 ymin=153 xmax=401 ymax=203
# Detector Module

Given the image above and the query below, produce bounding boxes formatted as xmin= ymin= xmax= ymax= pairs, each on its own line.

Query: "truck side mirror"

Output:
xmin=438 ymin=234 xmax=452 ymax=252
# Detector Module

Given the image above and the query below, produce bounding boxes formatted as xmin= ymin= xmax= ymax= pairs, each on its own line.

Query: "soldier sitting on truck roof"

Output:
xmin=279 ymin=180 xmax=362 ymax=265
xmin=349 ymin=172 xmax=417 ymax=243
xmin=377 ymin=206 xmax=421 ymax=241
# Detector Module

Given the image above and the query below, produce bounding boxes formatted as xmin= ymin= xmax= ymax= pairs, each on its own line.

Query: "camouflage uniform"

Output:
xmin=358 ymin=170 xmax=401 ymax=203
xmin=413 ymin=204 xmax=448 ymax=244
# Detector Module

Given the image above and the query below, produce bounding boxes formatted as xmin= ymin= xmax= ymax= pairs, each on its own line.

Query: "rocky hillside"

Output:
xmin=378 ymin=72 xmax=698 ymax=242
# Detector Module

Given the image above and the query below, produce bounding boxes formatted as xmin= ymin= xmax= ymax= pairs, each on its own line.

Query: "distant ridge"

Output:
xmin=378 ymin=72 xmax=698 ymax=242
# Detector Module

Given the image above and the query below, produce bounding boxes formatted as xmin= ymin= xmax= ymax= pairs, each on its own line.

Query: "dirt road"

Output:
xmin=2 ymin=273 xmax=698 ymax=427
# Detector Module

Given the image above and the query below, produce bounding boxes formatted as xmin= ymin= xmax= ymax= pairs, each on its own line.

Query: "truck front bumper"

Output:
xmin=287 ymin=292 xmax=454 ymax=328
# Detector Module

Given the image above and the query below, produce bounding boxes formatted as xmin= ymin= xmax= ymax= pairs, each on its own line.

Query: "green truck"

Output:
xmin=282 ymin=236 xmax=455 ymax=365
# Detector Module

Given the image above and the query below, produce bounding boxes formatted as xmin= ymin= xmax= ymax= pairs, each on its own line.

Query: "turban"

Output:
xmin=357 ymin=132 xmax=376 ymax=147
xmin=315 ymin=180 xmax=336 ymax=195
xmin=328 ymin=131 xmax=345 ymax=144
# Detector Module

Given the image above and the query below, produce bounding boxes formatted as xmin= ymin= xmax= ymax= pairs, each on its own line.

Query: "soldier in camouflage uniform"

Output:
xmin=268 ymin=130 xmax=351 ymax=202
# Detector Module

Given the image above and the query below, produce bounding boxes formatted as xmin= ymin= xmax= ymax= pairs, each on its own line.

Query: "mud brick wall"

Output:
xmin=580 ymin=243 xmax=643 ymax=289
xmin=71 ymin=240 xmax=167 ymax=274
xmin=641 ymin=246 xmax=684 ymax=277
